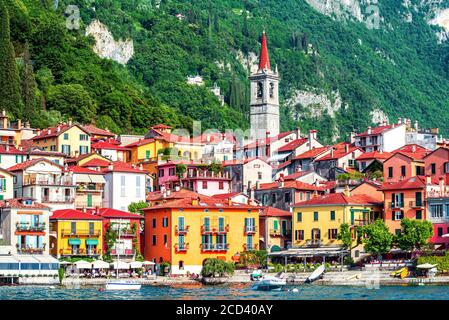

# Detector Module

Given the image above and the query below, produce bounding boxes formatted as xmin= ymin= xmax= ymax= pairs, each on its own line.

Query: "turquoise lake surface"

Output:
xmin=0 ymin=284 xmax=448 ymax=300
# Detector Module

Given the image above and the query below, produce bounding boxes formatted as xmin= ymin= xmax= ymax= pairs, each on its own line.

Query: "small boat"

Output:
xmin=390 ymin=267 xmax=408 ymax=279
xmin=250 ymin=269 xmax=263 ymax=281
xmin=105 ymin=280 xmax=142 ymax=291
xmin=305 ymin=265 xmax=325 ymax=283
xmin=252 ymin=272 xmax=287 ymax=291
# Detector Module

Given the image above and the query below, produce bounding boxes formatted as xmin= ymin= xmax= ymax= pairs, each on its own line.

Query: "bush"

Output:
xmin=201 ymin=258 xmax=235 ymax=278
xmin=58 ymin=268 xmax=65 ymax=284
xmin=159 ymin=262 xmax=171 ymax=276
xmin=417 ymin=252 xmax=449 ymax=272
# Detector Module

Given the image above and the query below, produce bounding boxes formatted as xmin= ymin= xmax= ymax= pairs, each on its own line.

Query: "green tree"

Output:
xmin=21 ymin=42 xmax=38 ymax=121
xmin=362 ymin=219 xmax=394 ymax=257
xmin=128 ymin=201 xmax=149 ymax=216
xmin=0 ymin=0 xmax=22 ymax=116
xmin=35 ymin=67 xmax=54 ymax=111
xmin=201 ymin=258 xmax=234 ymax=278
xmin=396 ymin=218 xmax=433 ymax=253
xmin=337 ymin=223 xmax=353 ymax=250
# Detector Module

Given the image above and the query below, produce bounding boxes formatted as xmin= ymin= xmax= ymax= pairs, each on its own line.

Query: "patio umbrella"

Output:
xmin=59 ymin=261 xmax=72 ymax=265
xmin=142 ymin=261 xmax=155 ymax=265
xmin=416 ymin=263 xmax=437 ymax=269
xmin=111 ymin=261 xmax=130 ymax=269
xmin=74 ymin=260 xmax=92 ymax=269
xmin=442 ymin=233 xmax=449 ymax=238
xmin=130 ymin=261 xmax=143 ymax=269
xmin=92 ymin=260 xmax=110 ymax=269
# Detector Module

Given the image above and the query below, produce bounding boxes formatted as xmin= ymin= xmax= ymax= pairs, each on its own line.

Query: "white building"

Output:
xmin=0 ymin=169 xmax=14 ymax=200
xmin=223 ymin=158 xmax=273 ymax=194
xmin=353 ymin=120 xmax=406 ymax=152
xmin=102 ymin=162 xmax=147 ymax=211
xmin=9 ymin=158 xmax=76 ymax=211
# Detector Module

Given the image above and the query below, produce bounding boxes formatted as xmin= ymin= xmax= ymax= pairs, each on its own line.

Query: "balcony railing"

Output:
xmin=353 ymin=219 xmax=371 ymax=227
xmin=244 ymin=226 xmax=257 ymax=234
xmin=59 ymin=248 xmax=101 ymax=256
xmin=175 ymin=225 xmax=190 ymax=235
xmin=24 ymin=176 xmax=74 ymax=186
xmin=61 ymin=229 xmax=101 ymax=237
xmin=409 ymin=201 xmax=424 ymax=208
xmin=75 ymin=199 xmax=103 ymax=208
xmin=201 ymin=243 xmax=229 ymax=251
xmin=16 ymin=222 xmax=46 ymax=232
xmin=175 ymin=243 xmax=189 ymax=252
xmin=305 ymin=239 xmax=321 ymax=247
xmin=243 ymin=243 xmax=258 ymax=251
xmin=110 ymin=249 xmax=135 ymax=256
xmin=201 ymin=225 xmax=230 ymax=234
xmin=41 ymin=196 xmax=75 ymax=204
xmin=17 ymin=245 xmax=46 ymax=254
xmin=269 ymin=229 xmax=291 ymax=237
xmin=388 ymin=202 xmax=404 ymax=209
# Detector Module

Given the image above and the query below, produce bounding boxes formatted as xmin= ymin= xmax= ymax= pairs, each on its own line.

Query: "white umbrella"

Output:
xmin=92 ymin=260 xmax=110 ymax=269
xmin=59 ymin=261 xmax=72 ymax=265
xmin=130 ymin=261 xmax=143 ymax=269
xmin=111 ymin=261 xmax=130 ymax=269
xmin=442 ymin=233 xmax=449 ymax=238
xmin=142 ymin=261 xmax=155 ymax=265
xmin=417 ymin=263 xmax=437 ymax=269
xmin=74 ymin=260 xmax=92 ymax=269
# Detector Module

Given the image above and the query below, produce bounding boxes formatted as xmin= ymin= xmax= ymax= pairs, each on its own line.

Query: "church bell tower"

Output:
xmin=249 ymin=31 xmax=280 ymax=141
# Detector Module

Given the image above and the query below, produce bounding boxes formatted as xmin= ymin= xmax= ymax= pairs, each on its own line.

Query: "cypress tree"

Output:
xmin=21 ymin=42 xmax=37 ymax=121
xmin=0 ymin=0 xmax=22 ymax=117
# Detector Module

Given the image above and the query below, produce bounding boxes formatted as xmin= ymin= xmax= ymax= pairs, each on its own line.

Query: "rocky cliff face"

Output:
xmin=85 ymin=20 xmax=134 ymax=65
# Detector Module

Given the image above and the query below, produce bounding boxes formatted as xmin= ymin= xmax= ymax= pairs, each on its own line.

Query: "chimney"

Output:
xmin=345 ymin=144 xmax=349 ymax=154
xmin=350 ymin=132 xmax=356 ymax=144
xmin=414 ymin=120 xmax=419 ymax=131
xmin=406 ymin=118 xmax=411 ymax=128
xmin=367 ymin=127 xmax=372 ymax=135
xmin=330 ymin=148 xmax=334 ymax=158
xmin=162 ymin=189 xmax=167 ymax=198
xmin=25 ymin=121 xmax=30 ymax=129
xmin=175 ymin=185 xmax=180 ymax=192
xmin=398 ymin=117 xmax=402 ymax=125
xmin=426 ymin=176 xmax=431 ymax=185
xmin=5 ymin=145 xmax=9 ymax=152
xmin=139 ymin=164 xmax=143 ymax=171
xmin=36 ymin=129 xmax=41 ymax=136
xmin=17 ymin=119 xmax=22 ymax=129
xmin=108 ymin=164 xmax=113 ymax=171
xmin=412 ymin=145 xmax=416 ymax=153
xmin=343 ymin=185 xmax=351 ymax=197
xmin=47 ymin=129 xmax=51 ymax=135
xmin=166 ymin=189 xmax=171 ymax=197
xmin=68 ymin=118 xmax=73 ymax=126
xmin=296 ymin=128 xmax=301 ymax=139
xmin=57 ymin=126 xmax=61 ymax=132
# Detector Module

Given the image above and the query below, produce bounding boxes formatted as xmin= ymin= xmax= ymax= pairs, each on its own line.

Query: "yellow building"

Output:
xmin=65 ymin=152 xmax=112 ymax=168
xmin=31 ymin=122 xmax=91 ymax=158
xmin=0 ymin=168 xmax=14 ymax=200
xmin=259 ymin=207 xmax=292 ymax=252
xmin=291 ymin=190 xmax=383 ymax=247
xmin=125 ymin=138 xmax=173 ymax=164
xmin=143 ymin=194 xmax=260 ymax=274
xmin=49 ymin=209 xmax=103 ymax=258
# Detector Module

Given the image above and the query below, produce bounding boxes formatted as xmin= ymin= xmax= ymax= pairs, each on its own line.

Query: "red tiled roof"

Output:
xmin=93 ymin=208 xmax=143 ymax=219
xmin=221 ymin=157 xmax=269 ymax=167
xmin=283 ymin=171 xmax=313 ymax=181
xmin=277 ymin=138 xmax=308 ymax=153
xmin=147 ymin=189 xmax=211 ymax=202
xmin=355 ymin=125 xmax=395 ymax=137
xmin=211 ymin=192 xmax=241 ymax=200
xmin=293 ymin=193 xmax=382 ymax=207
xmin=389 ymin=144 xmax=430 ymax=160
xmin=315 ymin=143 xmax=361 ymax=161
xmin=0 ymin=198 xmax=49 ymax=209
xmin=151 ymin=124 xmax=172 ymax=130
xmin=124 ymin=138 xmax=155 ymax=148
xmin=50 ymin=209 xmax=103 ymax=220
xmin=91 ymin=140 xmax=130 ymax=151
xmin=356 ymin=151 xmax=392 ymax=161
xmin=276 ymin=160 xmax=291 ymax=170
xmin=82 ymin=124 xmax=115 ymax=137
xmin=144 ymin=196 xmax=258 ymax=210
xmin=0 ymin=145 xmax=27 ymax=155
xmin=243 ymin=131 xmax=294 ymax=150
xmin=378 ymin=176 xmax=436 ymax=191
xmin=81 ymin=158 xmax=112 ymax=168
xmin=31 ymin=124 xmax=89 ymax=140
xmin=8 ymin=158 xmax=63 ymax=171
xmin=67 ymin=166 xmax=104 ymax=175
xmin=101 ymin=161 xmax=146 ymax=174
xmin=293 ymin=147 xmax=331 ymax=160
xmin=260 ymin=206 xmax=291 ymax=217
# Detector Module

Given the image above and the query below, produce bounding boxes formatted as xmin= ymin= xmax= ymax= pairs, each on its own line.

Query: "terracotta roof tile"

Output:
xmin=0 ymin=198 xmax=49 ymax=209
xmin=82 ymin=124 xmax=115 ymax=137
xmin=277 ymin=138 xmax=308 ymax=153
xmin=293 ymin=147 xmax=331 ymax=160
xmin=293 ymin=193 xmax=382 ymax=207
xmin=260 ymin=206 xmax=291 ymax=217
xmin=50 ymin=209 xmax=103 ymax=220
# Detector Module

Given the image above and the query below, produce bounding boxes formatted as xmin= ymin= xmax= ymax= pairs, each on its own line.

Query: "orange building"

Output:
xmin=142 ymin=193 xmax=260 ymax=275
xmin=382 ymin=145 xmax=429 ymax=183
xmin=351 ymin=181 xmax=384 ymax=202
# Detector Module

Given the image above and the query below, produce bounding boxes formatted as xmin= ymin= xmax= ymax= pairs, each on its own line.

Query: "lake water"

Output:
xmin=1 ymin=284 xmax=449 ymax=300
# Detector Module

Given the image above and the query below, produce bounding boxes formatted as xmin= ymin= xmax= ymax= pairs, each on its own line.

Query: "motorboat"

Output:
xmin=252 ymin=272 xmax=287 ymax=291
xmin=105 ymin=280 xmax=142 ymax=290
xmin=305 ymin=265 xmax=325 ymax=283
xmin=250 ymin=269 xmax=263 ymax=281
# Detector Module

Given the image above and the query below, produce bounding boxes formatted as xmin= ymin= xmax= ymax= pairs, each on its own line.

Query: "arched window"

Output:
xmin=269 ymin=82 xmax=274 ymax=98
xmin=257 ymin=82 xmax=263 ymax=98
xmin=179 ymin=260 xmax=184 ymax=270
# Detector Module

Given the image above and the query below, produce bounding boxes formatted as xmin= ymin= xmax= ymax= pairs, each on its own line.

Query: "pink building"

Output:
xmin=157 ymin=161 xmax=231 ymax=196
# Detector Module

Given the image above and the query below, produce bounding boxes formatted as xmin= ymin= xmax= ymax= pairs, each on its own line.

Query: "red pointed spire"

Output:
xmin=258 ymin=31 xmax=270 ymax=71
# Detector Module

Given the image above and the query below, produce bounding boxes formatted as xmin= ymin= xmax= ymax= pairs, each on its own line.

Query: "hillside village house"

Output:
xmin=157 ymin=161 xmax=231 ymax=196
xmin=276 ymin=170 xmax=327 ymax=185
xmin=143 ymin=193 xmax=260 ymax=274
xmin=9 ymin=159 xmax=76 ymax=211
xmin=274 ymin=130 xmax=323 ymax=167
xmin=355 ymin=150 xmax=392 ymax=173
xmin=30 ymin=121 xmax=91 ymax=157
xmin=211 ymin=192 xmax=256 ymax=205
xmin=0 ymin=169 xmax=14 ymax=201
xmin=49 ymin=209 xmax=103 ymax=259
xmin=292 ymin=190 xmax=383 ymax=248
xmin=0 ymin=198 xmax=59 ymax=276
xmin=0 ymin=110 xmax=36 ymax=147
xmin=201 ymin=132 xmax=235 ymax=162
xmin=223 ymin=158 xmax=273 ymax=194
xmin=67 ymin=166 xmax=106 ymax=210
xmin=125 ymin=136 xmax=172 ymax=164
xmin=237 ymin=131 xmax=297 ymax=160
xmin=382 ymin=145 xmax=429 ymax=183
xmin=259 ymin=206 xmax=292 ymax=252
xmin=353 ymin=120 xmax=406 ymax=152
xmin=288 ymin=146 xmax=332 ymax=174
xmin=424 ymin=147 xmax=449 ymax=179
xmin=102 ymin=162 xmax=147 ymax=211
xmin=81 ymin=124 xmax=115 ymax=141
xmin=91 ymin=139 xmax=130 ymax=162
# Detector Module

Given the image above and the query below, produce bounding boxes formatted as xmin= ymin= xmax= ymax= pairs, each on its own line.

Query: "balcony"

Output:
xmin=75 ymin=199 xmax=103 ymax=209
xmin=174 ymin=243 xmax=189 ymax=252
xmin=305 ymin=239 xmax=321 ymax=247
xmin=201 ymin=243 xmax=229 ymax=251
xmin=244 ymin=226 xmax=257 ymax=235
xmin=352 ymin=219 xmax=371 ymax=227
xmin=15 ymin=222 xmax=46 ymax=233
xmin=59 ymin=248 xmax=101 ymax=256
xmin=409 ymin=201 xmax=424 ymax=208
xmin=201 ymin=225 xmax=230 ymax=234
xmin=243 ymin=243 xmax=258 ymax=251
xmin=110 ymin=249 xmax=135 ymax=256
xmin=61 ymin=229 xmax=101 ymax=237
xmin=17 ymin=245 xmax=45 ymax=255
xmin=175 ymin=225 xmax=190 ymax=235
xmin=41 ymin=195 xmax=75 ymax=204
xmin=388 ymin=202 xmax=404 ymax=210
xmin=24 ymin=176 xmax=74 ymax=186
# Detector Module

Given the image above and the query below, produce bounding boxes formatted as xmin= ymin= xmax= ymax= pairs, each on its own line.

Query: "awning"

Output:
xmin=89 ymin=174 xmax=106 ymax=184
xmin=92 ymin=260 xmax=109 ymax=269
xmin=271 ymin=245 xmax=282 ymax=253
xmin=142 ymin=261 xmax=155 ymax=265
xmin=0 ymin=130 xmax=16 ymax=137
xmin=129 ymin=261 xmax=143 ymax=269
xmin=68 ymin=238 xmax=81 ymax=245
xmin=75 ymin=174 xmax=91 ymax=183
xmin=417 ymin=263 xmax=437 ymax=269
xmin=74 ymin=260 xmax=92 ymax=269
xmin=111 ymin=261 xmax=129 ymax=269
xmin=269 ymin=152 xmax=291 ymax=162
xmin=86 ymin=239 xmax=98 ymax=245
